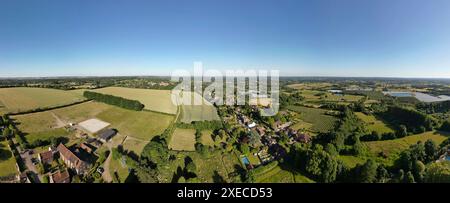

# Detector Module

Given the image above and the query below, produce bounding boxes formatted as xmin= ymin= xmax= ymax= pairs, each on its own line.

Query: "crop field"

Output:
xmin=287 ymin=105 xmax=337 ymax=133
xmin=355 ymin=112 xmax=394 ymax=134
xmin=92 ymin=87 xmax=177 ymax=114
xmin=13 ymin=102 xmax=173 ymax=142
xmin=177 ymin=91 xmax=220 ymax=123
xmin=0 ymin=87 xmax=86 ymax=114
xmin=0 ymin=141 xmax=18 ymax=178
xmin=365 ymin=131 xmax=449 ymax=163
xmin=168 ymin=128 xmax=196 ymax=151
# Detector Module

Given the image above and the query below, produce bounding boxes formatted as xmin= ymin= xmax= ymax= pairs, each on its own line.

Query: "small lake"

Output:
xmin=384 ymin=91 xmax=450 ymax=102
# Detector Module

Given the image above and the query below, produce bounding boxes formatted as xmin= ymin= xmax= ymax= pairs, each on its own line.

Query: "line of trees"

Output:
xmin=84 ymin=91 xmax=144 ymax=111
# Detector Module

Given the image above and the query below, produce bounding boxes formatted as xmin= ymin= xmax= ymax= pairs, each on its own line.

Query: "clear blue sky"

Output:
xmin=1 ymin=0 xmax=450 ymax=77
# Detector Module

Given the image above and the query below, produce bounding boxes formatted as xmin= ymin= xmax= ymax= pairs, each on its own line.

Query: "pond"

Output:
xmin=384 ymin=91 xmax=450 ymax=102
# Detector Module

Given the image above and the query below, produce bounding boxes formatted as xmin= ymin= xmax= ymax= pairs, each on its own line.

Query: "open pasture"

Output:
xmin=92 ymin=87 xmax=177 ymax=114
xmin=288 ymin=105 xmax=337 ymax=133
xmin=168 ymin=128 xmax=196 ymax=151
xmin=0 ymin=87 xmax=85 ymax=114
xmin=176 ymin=91 xmax=220 ymax=123
xmin=355 ymin=112 xmax=394 ymax=134
xmin=13 ymin=102 xmax=173 ymax=143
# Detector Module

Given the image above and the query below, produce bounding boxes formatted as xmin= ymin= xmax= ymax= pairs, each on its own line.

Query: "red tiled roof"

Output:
xmin=39 ymin=151 xmax=53 ymax=162
xmin=57 ymin=143 xmax=88 ymax=171
xmin=52 ymin=170 xmax=70 ymax=183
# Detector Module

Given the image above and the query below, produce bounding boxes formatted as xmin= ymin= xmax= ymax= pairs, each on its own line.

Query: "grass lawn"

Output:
xmin=287 ymin=105 xmax=337 ymax=133
xmin=291 ymin=119 xmax=313 ymax=131
xmin=0 ymin=140 xmax=19 ymax=178
xmin=95 ymin=105 xmax=173 ymax=140
xmin=122 ymin=138 xmax=149 ymax=156
xmin=0 ymin=87 xmax=86 ymax=114
xmin=168 ymin=128 xmax=196 ymax=151
xmin=355 ymin=112 xmax=394 ymax=134
xmin=365 ymin=131 xmax=449 ymax=165
xmin=109 ymin=156 xmax=130 ymax=183
xmin=92 ymin=87 xmax=177 ymax=114
xmin=254 ymin=165 xmax=314 ymax=183
xmin=200 ymin=130 xmax=215 ymax=146
xmin=24 ymin=128 xmax=71 ymax=144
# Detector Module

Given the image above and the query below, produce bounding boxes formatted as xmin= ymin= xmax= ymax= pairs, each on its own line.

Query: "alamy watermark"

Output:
xmin=170 ymin=62 xmax=279 ymax=116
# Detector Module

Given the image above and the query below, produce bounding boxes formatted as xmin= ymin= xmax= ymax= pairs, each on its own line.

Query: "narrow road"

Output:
xmin=102 ymin=148 xmax=113 ymax=183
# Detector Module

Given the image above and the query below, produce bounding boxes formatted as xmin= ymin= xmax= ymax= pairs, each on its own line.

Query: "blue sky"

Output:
xmin=1 ymin=0 xmax=450 ymax=77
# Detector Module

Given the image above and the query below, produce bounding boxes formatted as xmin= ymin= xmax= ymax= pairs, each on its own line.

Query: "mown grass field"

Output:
xmin=122 ymin=138 xmax=149 ymax=156
xmin=92 ymin=87 xmax=177 ymax=114
xmin=254 ymin=165 xmax=314 ymax=183
xmin=200 ymin=130 xmax=214 ymax=146
xmin=355 ymin=112 xmax=394 ymax=134
xmin=0 ymin=87 xmax=86 ymax=114
xmin=365 ymin=131 xmax=449 ymax=165
xmin=13 ymin=102 xmax=173 ymax=142
xmin=177 ymin=91 xmax=220 ymax=123
xmin=0 ymin=141 xmax=18 ymax=178
xmin=287 ymin=105 xmax=337 ymax=133
xmin=168 ymin=128 xmax=196 ymax=151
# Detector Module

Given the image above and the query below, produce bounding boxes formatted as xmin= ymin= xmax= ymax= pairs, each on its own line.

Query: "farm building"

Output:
xmin=78 ymin=118 xmax=110 ymax=135
xmin=57 ymin=144 xmax=90 ymax=175
xmin=98 ymin=129 xmax=117 ymax=142
xmin=38 ymin=150 xmax=54 ymax=164
xmin=50 ymin=169 xmax=70 ymax=183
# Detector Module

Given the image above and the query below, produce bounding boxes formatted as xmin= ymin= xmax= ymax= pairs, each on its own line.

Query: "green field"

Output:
xmin=200 ymin=130 xmax=215 ymax=146
xmin=287 ymin=105 xmax=337 ymax=133
xmin=92 ymin=87 xmax=177 ymax=114
xmin=355 ymin=112 xmax=394 ymax=134
xmin=13 ymin=101 xmax=173 ymax=142
xmin=365 ymin=131 xmax=449 ymax=164
xmin=338 ymin=155 xmax=366 ymax=168
xmin=0 ymin=87 xmax=86 ymax=114
xmin=254 ymin=165 xmax=314 ymax=183
xmin=159 ymin=151 xmax=241 ymax=183
xmin=168 ymin=128 xmax=196 ymax=151
xmin=0 ymin=141 xmax=18 ymax=178
xmin=177 ymin=91 xmax=220 ymax=123
xmin=122 ymin=138 xmax=149 ymax=156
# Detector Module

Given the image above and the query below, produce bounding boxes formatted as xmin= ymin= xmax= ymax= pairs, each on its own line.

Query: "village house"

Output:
xmin=38 ymin=150 xmax=54 ymax=165
xmin=296 ymin=133 xmax=312 ymax=144
xmin=256 ymin=126 xmax=266 ymax=136
xmin=50 ymin=169 xmax=70 ymax=183
xmin=57 ymin=143 xmax=90 ymax=175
